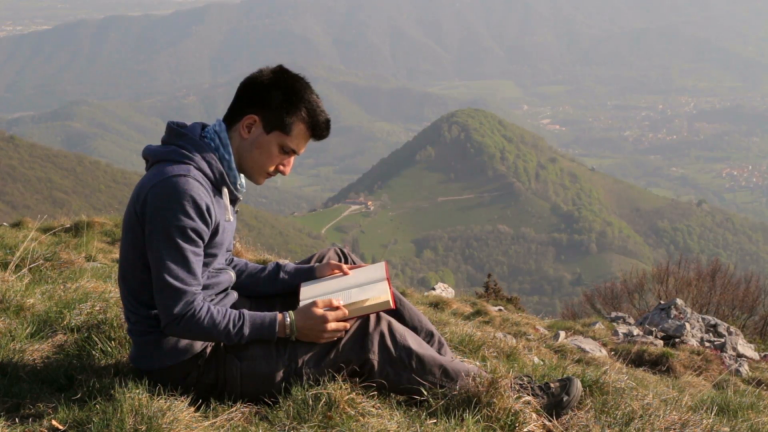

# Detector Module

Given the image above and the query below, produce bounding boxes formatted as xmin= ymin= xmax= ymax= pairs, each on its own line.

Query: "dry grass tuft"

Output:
xmin=233 ymin=235 xmax=281 ymax=265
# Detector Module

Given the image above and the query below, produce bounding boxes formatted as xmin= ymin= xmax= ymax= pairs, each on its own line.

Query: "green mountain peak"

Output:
xmin=327 ymin=108 xmax=550 ymax=204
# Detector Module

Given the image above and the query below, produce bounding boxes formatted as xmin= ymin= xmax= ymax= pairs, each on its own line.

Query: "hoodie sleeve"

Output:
xmin=226 ymin=256 xmax=318 ymax=298
xmin=143 ymin=175 xmax=279 ymax=343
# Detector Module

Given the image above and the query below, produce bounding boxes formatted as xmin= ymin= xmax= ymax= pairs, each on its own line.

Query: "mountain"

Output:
xmin=0 ymin=130 xmax=326 ymax=259
xmin=0 ymin=0 xmax=232 ymax=37
xmin=301 ymin=109 xmax=768 ymax=314
xmin=0 ymin=69 xmax=482 ymax=202
xmin=1 ymin=0 xmax=767 ymax=113
xmin=0 ymin=130 xmax=140 ymax=221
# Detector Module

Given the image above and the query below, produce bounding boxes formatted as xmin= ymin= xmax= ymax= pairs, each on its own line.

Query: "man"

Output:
xmin=117 ymin=65 xmax=582 ymax=418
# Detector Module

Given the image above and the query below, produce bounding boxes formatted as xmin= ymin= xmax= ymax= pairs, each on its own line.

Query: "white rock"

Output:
xmin=425 ymin=282 xmax=455 ymax=299
xmin=590 ymin=321 xmax=606 ymax=330
xmin=567 ymin=336 xmax=609 ymax=357
xmin=612 ymin=324 xmax=642 ymax=339
xmin=531 ymin=356 xmax=543 ymax=365
xmin=534 ymin=326 xmax=550 ymax=335
xmin=719 ymin=336 xmax=760 ymax=361
xmin=494 ymin=332 xmax=516 ymax=344
xmin=722 ymin=353 xmax=751 ymax=377
xmin=552 ymin=330 xmax=567 ymax=343
xmin=491 ymin=306 xmax=506 ymax=313
xmin=607 ymin=312 xmax=635 ymax=326
xmin=628 ymin=335 xmax=664 ymax=348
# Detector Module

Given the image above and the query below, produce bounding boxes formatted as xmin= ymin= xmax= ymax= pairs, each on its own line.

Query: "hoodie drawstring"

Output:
xmin=222 ymin=187 xmax=234 ymax=222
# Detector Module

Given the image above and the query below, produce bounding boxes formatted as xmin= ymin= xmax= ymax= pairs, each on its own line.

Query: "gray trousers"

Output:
xmin=145 ymin=248 xmax=482 ymax=401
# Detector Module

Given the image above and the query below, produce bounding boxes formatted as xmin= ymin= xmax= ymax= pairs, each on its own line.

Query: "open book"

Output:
xmin=299 ymin=262 xmax=396 ymax=319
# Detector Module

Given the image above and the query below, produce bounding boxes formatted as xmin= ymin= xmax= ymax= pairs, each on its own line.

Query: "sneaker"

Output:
xmin=513 ymin=375 xmax=582 ymax=418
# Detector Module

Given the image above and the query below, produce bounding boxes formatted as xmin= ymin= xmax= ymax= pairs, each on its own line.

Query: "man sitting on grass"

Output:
xmin=117 ymin=64 xmax=582 ymax=418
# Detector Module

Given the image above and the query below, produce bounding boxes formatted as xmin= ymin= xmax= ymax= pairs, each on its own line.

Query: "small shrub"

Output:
xmin=476 ymin=273 xmax=525 ymax=312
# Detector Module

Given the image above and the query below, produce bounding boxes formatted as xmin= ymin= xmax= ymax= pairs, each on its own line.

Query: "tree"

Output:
xmin=476 ymin=273 xmax=525 ymax=312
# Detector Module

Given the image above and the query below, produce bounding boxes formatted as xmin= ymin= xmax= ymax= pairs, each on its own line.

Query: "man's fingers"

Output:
xmin=314 ymin=298 xmax=344 ymax=309
xmin=347 ymin=264 xmax=368 ymax=270
xmin=325 ymin=321 xmax=351 ymax=332
xmin=325 ymin=306 xmax=350 ymax=322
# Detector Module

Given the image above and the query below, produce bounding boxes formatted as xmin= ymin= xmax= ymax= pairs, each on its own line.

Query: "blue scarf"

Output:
xmin=201 ymin=119 xmax=246 ymax=195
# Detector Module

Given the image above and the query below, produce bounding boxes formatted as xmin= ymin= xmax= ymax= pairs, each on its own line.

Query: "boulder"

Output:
xmin=607 ymin=312 xmax=635 ymax=326
xmin=722 ymin=353 xmax=751 ymax=377
xmin=567 ymin=336 xmax=609 ymax=357
xmin=425 ymin=282 xmax=455 ymax=299
xmin=678 ymin=336 xmax=700 ymax=347
xmin=717 ymin=336 xmax=760 ymax=361
xmin=552 ymin=330 xmax=567 ymax=343
xmin=534 ymin=326 xmax=550 ymax=335
xmin=612 ymin=324 xmax=642 ymax=340
xmin=658 ymin=320 xmax=689 ymax=338
xmin=589 ymin=321 xmax=606 ymax=330
xmin=491 ymin=306 xmax=506 ymax=313
xmin=636 ymin=299 xmax=697 ymax=331
xmin=628 ymin=335 xmax=664 ymax=348
xmin=635 ymin=298 xmax=758 ymax=359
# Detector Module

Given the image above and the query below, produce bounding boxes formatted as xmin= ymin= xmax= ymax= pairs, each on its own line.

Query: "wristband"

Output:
xmin=288 ymin=310 xmax=297 ymax=341
xmin=283 ymin=311 xmax=291 ymax=339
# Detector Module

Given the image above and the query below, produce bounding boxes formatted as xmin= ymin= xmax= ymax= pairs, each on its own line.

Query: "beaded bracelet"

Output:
xmin=283 ymin=311 xmax=291 ymax=339
xmin=288 ymin=310 xmax=297 ymax=341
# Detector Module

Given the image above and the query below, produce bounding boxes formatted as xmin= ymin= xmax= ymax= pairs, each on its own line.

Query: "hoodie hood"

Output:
xmin=142 ymin=121 xmax=241 ymax=204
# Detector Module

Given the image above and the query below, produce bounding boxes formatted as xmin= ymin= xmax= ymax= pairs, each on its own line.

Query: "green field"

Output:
xmin=295 ymin=205 xmax=350 ymax=233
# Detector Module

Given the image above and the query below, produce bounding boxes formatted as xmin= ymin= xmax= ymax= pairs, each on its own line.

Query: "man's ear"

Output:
xmin=239 ymin=115 xmax=262 ymax=139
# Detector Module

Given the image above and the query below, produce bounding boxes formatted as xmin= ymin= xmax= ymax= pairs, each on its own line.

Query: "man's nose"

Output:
xmin=278 ymin=157 xmax=294 ymax=176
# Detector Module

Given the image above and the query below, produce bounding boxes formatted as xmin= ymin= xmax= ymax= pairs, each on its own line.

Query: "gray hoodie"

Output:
xmin=118 ymin=121 xmax=317 ymax=371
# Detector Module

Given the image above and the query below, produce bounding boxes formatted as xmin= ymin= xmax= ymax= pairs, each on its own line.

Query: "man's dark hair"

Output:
xmin=222 ymin=65 xmax=331 ymax=141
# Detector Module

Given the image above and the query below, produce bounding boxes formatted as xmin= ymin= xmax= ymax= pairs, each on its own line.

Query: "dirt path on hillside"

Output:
xmin=437 ymin=192 xmax=502 ymax=202
xmin=321 ymin=205 xmax=363 ymax=234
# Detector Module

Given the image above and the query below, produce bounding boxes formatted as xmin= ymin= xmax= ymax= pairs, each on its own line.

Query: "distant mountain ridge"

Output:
xmin=303 ymin=109 xmax=768 ymax=313
xmin=0 ymin=70 xmax=488 ymax=207
xmin=0 ymin=130 xmax=326 ymax=259
xmin=1 ymin=0 xmax=767 ymax=113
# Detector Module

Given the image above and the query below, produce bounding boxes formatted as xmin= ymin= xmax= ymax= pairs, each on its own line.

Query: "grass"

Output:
xmin=295 ymin=205 xmax=349 ymax=233
xmin=2 ymin=218 xmax=768 ymax=430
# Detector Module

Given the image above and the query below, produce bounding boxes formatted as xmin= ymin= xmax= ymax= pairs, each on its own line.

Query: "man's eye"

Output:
xmin=281 ymin=147 xmax=291 ymax=155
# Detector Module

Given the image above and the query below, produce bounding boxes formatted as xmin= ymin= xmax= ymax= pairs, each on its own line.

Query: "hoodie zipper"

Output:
xmin=222 ymin=186 xmax=234 ymax=222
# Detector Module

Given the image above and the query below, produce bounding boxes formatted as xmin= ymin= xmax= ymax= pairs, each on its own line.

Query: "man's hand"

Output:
xmin=294 ymin=299 xmax=351 ymax=343
xmin=315 ymin=261 xmax=367 ymax=279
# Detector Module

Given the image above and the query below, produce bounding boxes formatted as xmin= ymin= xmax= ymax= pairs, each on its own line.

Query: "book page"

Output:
xmin=299 ymin=262 xmax=387 ymax=302
xmin=298 ymin=280 xmax=391 ymax=307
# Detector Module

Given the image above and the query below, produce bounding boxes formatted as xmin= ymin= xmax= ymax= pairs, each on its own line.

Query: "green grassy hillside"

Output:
xmin=0 ymin=131 xmax=326 ymax=260
xmin=299 ymin=109 xmax=768 ymax=314
xmin=2 ymin=219 xmax=767 ymax=431
xmin=0 ymin=131 xmax=140 ymax=221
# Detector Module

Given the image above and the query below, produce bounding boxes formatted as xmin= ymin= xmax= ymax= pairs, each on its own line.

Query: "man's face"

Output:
xmin=231 ymin=116 xmax=310 ymax=186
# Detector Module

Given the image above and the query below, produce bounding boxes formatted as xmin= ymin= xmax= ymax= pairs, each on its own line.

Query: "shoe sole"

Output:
xmin=553 ymin=377 xmax=583 ymax=418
